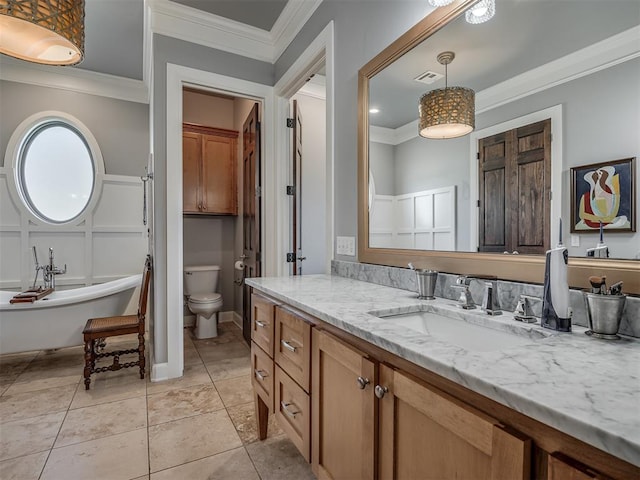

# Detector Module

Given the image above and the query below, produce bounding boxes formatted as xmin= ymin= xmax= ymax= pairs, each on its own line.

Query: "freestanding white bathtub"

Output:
xmin=0 ymin=275 xmax=141 ymax=355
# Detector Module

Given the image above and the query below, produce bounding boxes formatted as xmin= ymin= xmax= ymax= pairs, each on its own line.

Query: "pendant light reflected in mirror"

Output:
xmin=419 ymin=51 xmax=475 ymax=139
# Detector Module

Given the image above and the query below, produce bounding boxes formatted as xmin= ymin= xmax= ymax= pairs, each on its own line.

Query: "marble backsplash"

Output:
xmin=331 ymin=260 xmax=639 ymax=338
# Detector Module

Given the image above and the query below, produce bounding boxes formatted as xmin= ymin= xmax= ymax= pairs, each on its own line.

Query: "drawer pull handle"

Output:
xmin=281 ymin=401 xmax=300 ymax=419
xmin=356 ymin=376 xmax=370 ymax=390
xmin=254 ymin=369 xmax=268 ymax=381
xmin=281 ymin=340 xmax=297 ymax=352
xmin=255 ymin=320 xmax=267 ymax=328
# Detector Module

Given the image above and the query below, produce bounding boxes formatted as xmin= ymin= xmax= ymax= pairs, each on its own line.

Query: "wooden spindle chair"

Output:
xmin=82 ymin=255 xmax=152 ymax=390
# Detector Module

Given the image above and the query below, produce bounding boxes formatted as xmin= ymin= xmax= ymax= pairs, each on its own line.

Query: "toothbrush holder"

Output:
xmin=583 ymin=292 xmax=626 ymax=340
xmin=416 ymin=270 xmax=438 ymax=300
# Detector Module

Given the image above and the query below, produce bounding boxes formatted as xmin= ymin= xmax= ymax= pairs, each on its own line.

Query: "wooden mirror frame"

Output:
xmin=357 ymin=0 xmax=640 ymax=293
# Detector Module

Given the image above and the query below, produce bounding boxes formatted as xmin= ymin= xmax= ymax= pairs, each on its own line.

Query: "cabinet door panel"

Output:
xmin=202 ymin=134 xmax=236 ymax=214
xmin=182 ymin=132 xmax=201 ymax=213
xmin=312 ymin=329 xmax=376 ymax=480
xmin=379 ymin=365 xmax=531 ymax=480
xmin=548 ymin=453 xmax=612 ymax=480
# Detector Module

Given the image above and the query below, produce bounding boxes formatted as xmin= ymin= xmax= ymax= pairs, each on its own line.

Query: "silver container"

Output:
xmin=583 ymin=292 xmax=626 ymax=340
xmin=416 ymin=270 xmax=438 ymax=300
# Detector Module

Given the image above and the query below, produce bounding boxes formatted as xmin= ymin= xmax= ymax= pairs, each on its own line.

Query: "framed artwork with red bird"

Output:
xmin=570 ymin=157 xmax=636 ymax=233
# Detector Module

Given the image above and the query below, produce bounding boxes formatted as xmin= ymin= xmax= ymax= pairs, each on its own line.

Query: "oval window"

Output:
xmin=18 ymin=121 xmax=95 ymax=223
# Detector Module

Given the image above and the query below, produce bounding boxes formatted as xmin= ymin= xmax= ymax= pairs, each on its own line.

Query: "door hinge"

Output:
xmin=549 ymin=191 xmax=552 ymax=201
xmin=476 ymin=152 xmax=480 ymax=160
xmin=477 ymin=199 xmax=480 ymax=207
xmin=255 ymin=252 xmax=261 ymax=262
xmin=286 ymin=252 xmax=295 ymax=263
xmin=286 ymin=185 xmax=295 ymax=196
xmin=286 ymin=118 xmax=295 ymax=128
xmin=256 ymin=186 xmax=262 ymax=197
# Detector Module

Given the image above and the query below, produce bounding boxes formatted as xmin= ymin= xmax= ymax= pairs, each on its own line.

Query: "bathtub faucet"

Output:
xmin=34 ymin=247 xmax=66 ymax=289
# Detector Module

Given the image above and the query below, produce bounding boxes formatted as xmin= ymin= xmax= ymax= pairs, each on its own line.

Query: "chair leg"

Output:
xmin=138 ymin=332 xmax=145 ymax=379
xmin=83 ymin=338 xmax=93 ymax=390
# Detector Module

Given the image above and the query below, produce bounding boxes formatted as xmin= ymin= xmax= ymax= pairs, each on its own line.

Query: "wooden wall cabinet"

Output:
xmin=183 ymin=123 xmax=238 ymax=215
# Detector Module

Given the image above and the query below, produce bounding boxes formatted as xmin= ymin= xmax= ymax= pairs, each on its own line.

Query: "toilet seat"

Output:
xmin=189 ymin=293 xmax=222 ymax=305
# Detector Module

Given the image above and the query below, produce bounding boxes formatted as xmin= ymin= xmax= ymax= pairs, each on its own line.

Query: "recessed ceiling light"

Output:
xmin=369 ymin=108 xmax=380 ymax=114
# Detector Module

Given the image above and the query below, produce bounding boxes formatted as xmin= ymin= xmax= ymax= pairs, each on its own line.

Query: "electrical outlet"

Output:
xmin=336 ymin=236 xmax=356 ymax=256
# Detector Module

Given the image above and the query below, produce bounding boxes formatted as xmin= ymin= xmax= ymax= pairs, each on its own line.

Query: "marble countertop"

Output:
xmin=246 ymin=274 xmax=640 ymax=467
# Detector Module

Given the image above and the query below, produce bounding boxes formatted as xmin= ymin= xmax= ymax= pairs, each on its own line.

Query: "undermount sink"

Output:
xmin=373 ymin=306 xmax=554 ymax=352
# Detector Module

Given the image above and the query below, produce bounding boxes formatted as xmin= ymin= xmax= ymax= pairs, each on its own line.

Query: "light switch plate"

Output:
xmin=336 ymin=236 xmax=356 ymax=256
xmin=571 ymin=234 xmax=580 ymax=247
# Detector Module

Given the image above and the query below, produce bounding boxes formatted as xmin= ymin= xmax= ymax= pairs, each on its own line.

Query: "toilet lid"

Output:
xmin=189 ymin=293 xmax=222 ymax=304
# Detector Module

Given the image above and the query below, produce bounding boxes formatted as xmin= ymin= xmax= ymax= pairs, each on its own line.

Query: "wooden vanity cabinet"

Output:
xmin=251 ymin=292 xmax=315 ymax=461
xmin=182 ymin=123 xmax=238 ymax=215
xmin=378 ymin=364 xmax=531 ymax=480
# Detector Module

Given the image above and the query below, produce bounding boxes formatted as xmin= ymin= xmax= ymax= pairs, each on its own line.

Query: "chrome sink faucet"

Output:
xmin=513 ymin=295 xmax=542 ymax=323
xmin=452 ymin=276 xmax=476 ymax=310
xmin=480 ymin=279 xmax=502 ymax=316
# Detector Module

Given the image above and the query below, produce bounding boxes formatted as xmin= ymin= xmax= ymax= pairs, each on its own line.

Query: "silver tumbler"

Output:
xmin=583 ymin=292 xmax=626 ymax=339
xmin=416 ymin=270 xmax=438 ymax=300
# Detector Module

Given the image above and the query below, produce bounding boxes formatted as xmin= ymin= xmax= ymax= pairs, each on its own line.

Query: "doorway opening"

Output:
xmin=288 ymin=68 xmax=328 ymax=276
xmin=181 ymin=86 xmax=262 ymax=349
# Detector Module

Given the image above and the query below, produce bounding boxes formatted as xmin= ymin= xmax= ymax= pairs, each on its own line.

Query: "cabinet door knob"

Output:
xmin=356 ymin=376 xmax=370 ymax=390
xmin=374 ymin=385 xmax=389 ymax=399
xmin=255 ymin=320 xmax=267 ymax=328
xmin=254 ymin=369 xmax=268 ymax=381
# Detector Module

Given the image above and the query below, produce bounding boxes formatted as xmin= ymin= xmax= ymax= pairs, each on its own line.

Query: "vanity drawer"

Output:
xmin=275 ymin=305 xmax=313 ymax=392
xmin=251 ymin=340 xmax=274 ymax=412
xmin=275 ymin=364 xmax=311 ymax=462
xmin=251 ymin=293 xmax=278 ymax=358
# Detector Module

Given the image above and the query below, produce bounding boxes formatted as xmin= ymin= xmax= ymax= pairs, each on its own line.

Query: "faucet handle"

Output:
xmin=456 ymin=275 xmax=471 ymax=286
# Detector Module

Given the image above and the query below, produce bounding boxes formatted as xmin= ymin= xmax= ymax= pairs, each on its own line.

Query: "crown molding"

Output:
xmin=149 ymin=0 xmax=322 ymax=63
xmin=272 ymin=0 xmax=323 ymax=62
xmin=149 ymin=0 xmax=274 ymax=62
xmin=0 ymin=57 xmax=149 ymax=104
xmin=375 ymin=26 xmax=640 ymax=145
xmin=476 ymin=25 xmax=640 ymax=113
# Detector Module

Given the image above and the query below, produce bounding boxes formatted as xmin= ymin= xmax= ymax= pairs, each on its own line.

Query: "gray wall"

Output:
xmin=275 ymin=1 xmax=436 ymax=260
xmin=0 ymin=80 xmax=149 ymax=176
xmin=369 ymin=142 xmax=395 ymax=195
xmin=276 ymin=5 xmax=639 ymax=261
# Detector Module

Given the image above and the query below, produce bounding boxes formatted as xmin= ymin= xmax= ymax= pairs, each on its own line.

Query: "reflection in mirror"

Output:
xmin=367 ymin=0 xmax=639 ymax=260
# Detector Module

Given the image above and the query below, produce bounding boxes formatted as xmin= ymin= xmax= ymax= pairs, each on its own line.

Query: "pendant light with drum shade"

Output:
xmin=0 ymin=0 xmax=84 ymax=65
xmin=419 ymin=51 xmax=475 ymax=139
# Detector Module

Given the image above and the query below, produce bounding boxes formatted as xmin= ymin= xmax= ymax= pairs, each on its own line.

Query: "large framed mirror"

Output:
xmin=358 ymin=0 xmax=640 ymax=293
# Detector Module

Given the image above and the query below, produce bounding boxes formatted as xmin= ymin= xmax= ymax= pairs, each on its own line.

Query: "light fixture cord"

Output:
xmin=444 ymin=61 xmax=448 ymax=89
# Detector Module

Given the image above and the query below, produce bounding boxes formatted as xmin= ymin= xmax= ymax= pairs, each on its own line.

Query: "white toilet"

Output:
xmin=183 ymin=265 xmax=223 ymax=339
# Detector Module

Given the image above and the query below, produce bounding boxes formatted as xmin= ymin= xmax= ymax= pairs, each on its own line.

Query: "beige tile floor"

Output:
xmin=0 ymin=322 xmax=316 ymax=480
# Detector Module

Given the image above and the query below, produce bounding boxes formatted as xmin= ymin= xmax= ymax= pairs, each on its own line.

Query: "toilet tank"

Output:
xmin=184 ymin=265 xmax=220 ymax=295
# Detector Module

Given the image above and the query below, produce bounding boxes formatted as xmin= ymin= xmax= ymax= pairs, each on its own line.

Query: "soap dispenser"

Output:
xmin=541 ymin=219 xmax=572 ymax=332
